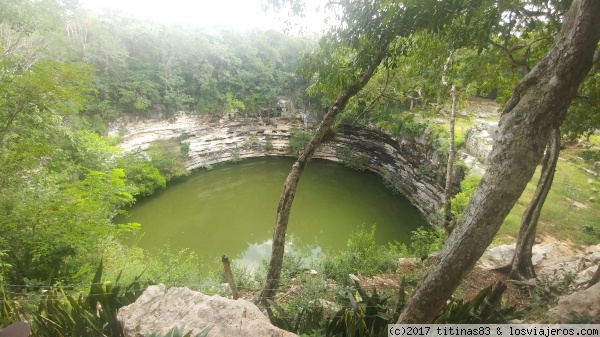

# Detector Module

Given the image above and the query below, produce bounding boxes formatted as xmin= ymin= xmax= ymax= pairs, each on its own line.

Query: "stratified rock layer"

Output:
xmin=117 ymin=284 xmax=297 ymax=337
xmin=110 ymin=115 xmax=459 ymax=222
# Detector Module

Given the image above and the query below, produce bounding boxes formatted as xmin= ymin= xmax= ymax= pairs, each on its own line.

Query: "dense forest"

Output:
xmin=0 ymin=0 xmax=320 ymax=286
xmin=1 ymin=0 xmax=599 ymax=333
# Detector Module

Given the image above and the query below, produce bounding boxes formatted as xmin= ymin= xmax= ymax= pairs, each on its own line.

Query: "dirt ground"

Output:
xmin=353 ymin=266 xmax=530 ymax=310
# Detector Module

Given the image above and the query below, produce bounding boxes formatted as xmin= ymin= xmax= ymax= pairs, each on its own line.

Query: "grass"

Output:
xmin=496 ymin=144 xmax=600 ymax=245
xmin=441 ymin=98 xmax=600 ymax=246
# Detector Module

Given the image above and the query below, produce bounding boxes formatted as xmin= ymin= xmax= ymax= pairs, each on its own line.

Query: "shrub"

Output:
xmin=289 ymin=127 xmax=313 ymax=157
xmin=450 ymin=175 xmax=481 ymax=219
xmin=32 ymin=261 xmax=151 ymax=337
xmin=578 ymin=149 xmax=600 ymax=164
xmin=146 ymin=138 xmax=190 ymax=180
xmin=335 ymin=147 xmax=367 ymax=172
xmin=410 ymin=227 xmax=444 ymax=258
xmin=321 ymin=226 xmax=407 ymax=284
xmin=264 ymin=135 xmax=274 ymax=152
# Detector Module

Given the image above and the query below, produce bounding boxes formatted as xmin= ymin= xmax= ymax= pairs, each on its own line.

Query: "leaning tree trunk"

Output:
xmin=509 ymin=127 xmax=560 ymax=280
xmin=398 ymin=0 xmax=600 ymax=323
xmin=443 ymin=85 xmax=458 ymax=236
xmin=258 ymin=49 xmax=388 ymax=305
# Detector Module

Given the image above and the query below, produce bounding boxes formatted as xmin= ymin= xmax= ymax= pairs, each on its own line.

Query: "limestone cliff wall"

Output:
xmin=109 ymin=115 xmax=457 ymax=224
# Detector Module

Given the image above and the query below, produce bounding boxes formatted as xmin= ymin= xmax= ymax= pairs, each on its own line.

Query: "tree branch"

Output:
xmin=490 ymin=39 xmax=531 ymax=73
xmin=351 ymin=68 xmax=390 ymax=125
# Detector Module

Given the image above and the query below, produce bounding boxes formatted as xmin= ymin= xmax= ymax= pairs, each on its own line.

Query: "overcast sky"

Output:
xmin=79 ymin=0 xmax=328 ymax=33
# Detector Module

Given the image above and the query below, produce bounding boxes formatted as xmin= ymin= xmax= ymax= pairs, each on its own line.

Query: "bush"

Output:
xmin=409 ymin=227 xmax=444 ymax=258
xmin=117 ymin=152 xmax=166 ymax=196
xmin=264 ymin=135 xmax=274 ymax=152
xmin=289 ymin=127 xmax=313 ymax=156
xmin=146 ymin=138 xmax=190 ymax=180
xmin=335 ymin=147 xmax=367 ymax=172
xmin=32 ymin=261 xmax=151 ymax=337
xmin=578 ymin=149 xmax=600 ymax=164
xmin=450 ymin=175 xmax=481 ymax=219
xmin=321 ymin=226 xmax=408 ymax=284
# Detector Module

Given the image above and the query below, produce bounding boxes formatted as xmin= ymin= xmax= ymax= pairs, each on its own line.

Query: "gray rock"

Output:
xmin=109 ymin=115 xmax=454 ymax=223
xmin=477 ymin=242 xmax=600 ymax=284
xmin=464 ymin=121 xmax=498 ymax=164
xmin=590 ymin=197 xmax=597 ymax=203
xmin=477 ymin=244 xmax=544 ymax=270
xmin=550 ymin=282 xmax=600 ymax=323
xmin=594 ymin=161 xmax=600 ymax=171
xmin=397 ymin=257 xmax=420 ymax=270
xmin=117 ymin=284 xmax=297 ymax=337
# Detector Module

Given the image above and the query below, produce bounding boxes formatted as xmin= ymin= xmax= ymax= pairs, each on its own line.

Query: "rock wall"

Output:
xmin=464 ymin=120 xmax=498 ymax=164
xmin=109 ymin=115 xmax=458 ymax=224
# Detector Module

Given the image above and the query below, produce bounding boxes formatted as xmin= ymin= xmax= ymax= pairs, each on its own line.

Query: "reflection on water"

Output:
xmin=234 ymin=237 xmax=324 ymax=273
xmin=117 ymin=157 xmax=427 ymax=266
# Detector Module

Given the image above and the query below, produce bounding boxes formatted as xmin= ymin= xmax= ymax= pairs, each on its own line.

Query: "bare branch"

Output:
xmin=490 ymin=39 xmax=530 ymax=73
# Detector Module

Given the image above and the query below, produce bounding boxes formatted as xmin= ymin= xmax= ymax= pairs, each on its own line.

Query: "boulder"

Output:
xmin=550 ymin=282 xmax=600 ymax=323
xmin=117 ymin=284 xmax=297 ymax=337
xmin=477 ymin=244 xmax=545 ymax=270
xmin=477 ymin=244 xmax=515 ymax=269
xmin=397 ymin=257 xmax=420 ymax=270
xmin=464 ymin=121 xmax=497 ymax=164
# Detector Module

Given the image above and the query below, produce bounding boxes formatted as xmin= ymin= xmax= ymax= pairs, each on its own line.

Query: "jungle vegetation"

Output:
xmin=0 ymin=0 xmax=599 ymax=331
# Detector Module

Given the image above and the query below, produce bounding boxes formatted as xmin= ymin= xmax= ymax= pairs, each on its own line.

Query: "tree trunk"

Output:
xmin=509 ymin=127 xmax=560 ymax=280
xmin=258 ymin=49 xmax=388 ymax=305
xmin=398 ymin=0 xmax=600 ymax=323
xmin=443 ymin=85 xmax=458 ymax=236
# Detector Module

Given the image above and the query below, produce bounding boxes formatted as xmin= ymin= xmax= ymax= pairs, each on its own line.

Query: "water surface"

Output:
xmin=119 ymin=157 xmax=427 ymax=269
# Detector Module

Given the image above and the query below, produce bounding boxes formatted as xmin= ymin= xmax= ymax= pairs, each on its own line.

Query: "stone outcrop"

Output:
xmin=117 ymin=284 xmax=297 ymax=337
xmin=464 ymin=120 xmax=497 ymax=165
xmin=477 ymin=242 xmax=600 ymax=284
xmin=109 ymin=115 xmax=457 ymax=222
xmin=550 ymin=282 xmax=600 ymax=323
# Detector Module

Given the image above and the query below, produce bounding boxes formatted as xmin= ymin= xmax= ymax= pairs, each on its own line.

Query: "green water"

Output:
xmin=119 ymin=157 xmax=427 ymax=269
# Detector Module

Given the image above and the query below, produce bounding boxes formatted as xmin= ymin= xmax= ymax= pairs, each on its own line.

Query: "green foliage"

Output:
xmin=140 ymin=246 xmax=202 ymax=286
xmin=264 ymin=135 xmax=274 ymax=152
xmin=32 ymin=261 xmax=151 ymax=337
xmin=288 ymin=127 xmax=313 ymax=157
xmin=230 ymin=147 xmax=242 ymax=163
xmin=145 ymin=324 xmax=212 ymax=337
xmin=146 ymin=138 xmax=190 ymax=180
xmin=577 ymin=149 xmax=600 ymax=165
xmin=327 ymin=276 xmax=401 ymax=337
xmin=267 ymin=299 xmax=325 ymax=336
xmin=268 ymin=275 xmax=520 ymax=335
xmin=117 ymin=152 xmax=167 ymax=196
xmin=0 ymin=167 xmax=136 ymax=284
xmin=376 ymin=113 xmax=428 ymax=138
xmin=321 ymin=226 xmax=407 ymax=284
xmin=0 ymin=251 xmax=20 ymax=326
xmin=336 ymin=147 xmax=367 ymax=172
xmin=434 ymin=282 xmax=519 ymax=323
xmin=224 ymin=92 xmax=246 ymax=116
xmin=409 ymin=227 xmax=444 ymax=258
xmin=450 ymin=175 xmax=481 ymax=219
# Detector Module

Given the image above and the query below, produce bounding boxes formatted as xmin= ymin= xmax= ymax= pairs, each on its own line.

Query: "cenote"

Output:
xmin=118 ymin=157 xmax=427 ymax=270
